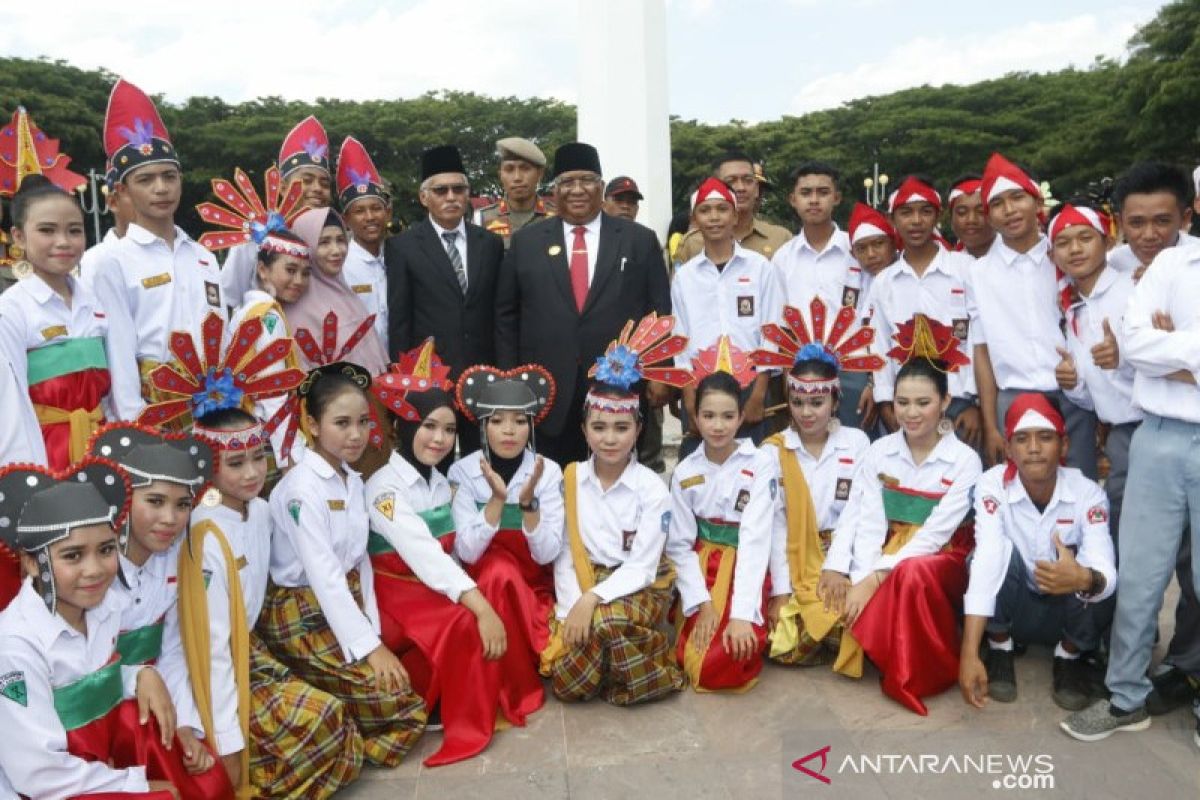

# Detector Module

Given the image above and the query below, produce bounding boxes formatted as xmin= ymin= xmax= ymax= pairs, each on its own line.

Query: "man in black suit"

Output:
xmin=386 ymin=144 xmax=504 ymax=456
xmin=495 ymin=142 xmax=672 ymax=464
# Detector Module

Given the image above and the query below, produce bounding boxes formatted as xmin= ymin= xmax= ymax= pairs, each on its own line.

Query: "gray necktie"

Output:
xmin=442 ymin=231 xmax=467 ymax=294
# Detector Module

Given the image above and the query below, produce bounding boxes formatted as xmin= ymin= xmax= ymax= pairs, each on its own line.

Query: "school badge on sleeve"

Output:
xmin=374 ymin=492 xmax=395 ymax=521
xmin=1087 ymin=505 xmax=1108 ymax=524
xmin=287 ymin=499 xmax=302 ymax=523
xmin=0 ymin=670 xmax=27 ymax=707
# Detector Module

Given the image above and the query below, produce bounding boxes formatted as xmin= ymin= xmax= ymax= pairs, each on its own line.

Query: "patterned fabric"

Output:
xmin=769 ymin=619 xmax=843 ymax=666
xmin=248 ymin=636 xmax=362 ymax=798
xmin=548 ymin=565 xmax=684 ymax=706
xmin=256 ymin=569 xmax=427 ymax=766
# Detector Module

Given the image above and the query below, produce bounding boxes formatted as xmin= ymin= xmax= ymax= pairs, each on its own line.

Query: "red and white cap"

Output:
xmin=335 ymin=136 xmax=388 ymax=210
xmin=981 ymin=153 xmax=1041 ymax=205
xmin=848 ymin=202 xmax=900 ymax=249
xmin=1048 ymin=204 xmax=1107 ymax=242
xmin=103 ymin=79 xmax=178 ymax=184
xmin=948 ymin=178 xmax=982 ymax=208
xmin=887 ymin=176 xmax=941 ymax=213
xmin=1002 ymin=392 xmax=1066 ymax=484
xmin=278 ymin=115 xmax=330 ymax=179
xmin=692 ymin=177 xmax=737 ymax=212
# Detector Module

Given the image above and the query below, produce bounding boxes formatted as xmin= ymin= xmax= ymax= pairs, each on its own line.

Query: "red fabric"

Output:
xmin=888 ymin=176 xmax=942 ymax=213
xmin=851 ymin=525 xmax=974 ymax=715
xmin=674 ymin=543 xmax=767 ymax=692
xmin=29 ymin=367 xmax=110 ymax=471
xmin=1002 ymin=393 xmax=1067 ymax=484
xmin=465 ymin=529 xmax=551 ymax=726
xmin=372 ymin=532 xmax=507 ymax=767
xmin=0 ymin=542 xmax=20 ymax=611
xmin=569 ymin=226 xmax=589 ymax=312
xmin=65 ymin=698 xmax=234 ymax=799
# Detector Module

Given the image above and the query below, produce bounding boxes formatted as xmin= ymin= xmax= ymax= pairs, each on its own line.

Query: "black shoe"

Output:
xmin=1146 ymin=667 xmax=1197 ymax=716
xmin=425 ymin=703 xmax=443 ymax=732
xmin=1053 ymin=657 xmax=1093 ymax=711
xmin=986 ymin=647 xmax=1017 ymax=703
xmin=1080 ymin=652 xmax=1110 ymax=700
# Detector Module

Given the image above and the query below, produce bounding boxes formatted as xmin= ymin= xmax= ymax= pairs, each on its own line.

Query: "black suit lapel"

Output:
xmin=544 ymin=223 xmax=576 ymax=312
xmin=464 ymin=225 xmax=484 ymax=301
xmin=417 ymin=220 xmax=465 ymax=296
xmin=583 ymin=214 xmax=621 ymax=315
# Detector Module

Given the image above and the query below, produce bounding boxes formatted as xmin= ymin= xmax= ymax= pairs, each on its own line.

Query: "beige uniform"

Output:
xmin=673 ymin=216 xmax=793 ymax=266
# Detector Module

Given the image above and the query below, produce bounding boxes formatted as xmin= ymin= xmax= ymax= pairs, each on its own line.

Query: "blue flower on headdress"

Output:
xmin=348 ymin=168 xmax=374 ymax=189
xmin=118 ymin=118 xmax=155 ymax=147
xmin=249 ymin=211 xmax=289 ymax=245
xmin=593 ymin=345 xmax=642 ymax=391
xmin=302 ymin=136 xmax=328 ymax=160
xmin=193 ymin=367 xmax=244 ymax=417
xmin=794 ymin=343 xmax=840 ymax=372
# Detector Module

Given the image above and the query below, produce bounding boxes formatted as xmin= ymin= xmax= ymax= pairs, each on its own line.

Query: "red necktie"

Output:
xmin=570 ymin=225 xmax=589 ymax=312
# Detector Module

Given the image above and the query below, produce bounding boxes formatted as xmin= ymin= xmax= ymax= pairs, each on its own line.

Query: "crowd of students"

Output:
xmin=0 ymin=76 xmax=1198 ymax=799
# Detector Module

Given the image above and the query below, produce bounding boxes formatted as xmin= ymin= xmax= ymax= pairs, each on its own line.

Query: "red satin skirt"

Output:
xmin=851 ymin=526 xmax=974 ymax=715
xmin=29 ymin=367 xmax=110 ymax=471
xmin=66 ymin=698 xmax=234 ymax=799
xmin=464 ymin=528 xmax=551 ymax=726
xmin=373 ymin=536 xmax=505 ymax=767
xmin=0 ymin=543 xmax=20 ymax=611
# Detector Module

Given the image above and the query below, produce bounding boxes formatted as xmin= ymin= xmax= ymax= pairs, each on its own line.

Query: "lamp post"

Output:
xmin=77 ymin=168 xmax=106 ymax=245
xmin=863 ymin=163 xmax=889 ymax=209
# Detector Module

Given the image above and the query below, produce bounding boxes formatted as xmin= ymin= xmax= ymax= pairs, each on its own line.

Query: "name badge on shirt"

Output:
xmin=680 ymin=475 xmax=705 ymax=490
xmin=352 ymin=284 xmax=373 ymax=294
xmin=737 ymin=296 xmax=755 ymax=317
xmin=327 ymin=499 xmax=346 ymax=511
xmin=841 ymin=286 xmax=860 ymax=309
xmin=734 ymin=488 xmax=751 ymax=513
xmin=205 ymin=281 xmax=221 ymax=308
xmin=236 ymin=555 xmax=249 ymax=570
xmin=40 ymin=325 xmax=68 ymax=341
xmin=834 ymin=477 xmax=852 ymax=501
xmin=621 ymin=530 xmax=636 ymax=552
xmin=141 ymin=272 xmax=172 ymax=289
xmin=952 ymin=318 xmax=969 ymax=340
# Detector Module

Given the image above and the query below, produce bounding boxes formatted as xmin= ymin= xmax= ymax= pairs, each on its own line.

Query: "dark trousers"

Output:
xmin=986 ymin=549 xmax=1110 ymax=652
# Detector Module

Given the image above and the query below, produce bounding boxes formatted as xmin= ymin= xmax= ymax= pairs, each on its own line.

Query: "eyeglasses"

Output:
xmin=428 ymin=184 xmax=469 ymax=196
xmin=555 ymin=176 xmax=603 ymax=191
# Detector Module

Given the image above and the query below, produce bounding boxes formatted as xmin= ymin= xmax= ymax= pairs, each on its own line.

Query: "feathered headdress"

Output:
xmin=196 ymin=165 xmax=308 ymax=257
xmin=755 ymin=298 xmax=885 ymax=394
xmin=690 ymin=335 xmax=757 ymax=389
xmin=137 ymin=312 xmax=306 ymax=450
xmin=886 ymin=314 xmax=970 ymax=371
xmin=586 ymin=312 xmax=694 ymax=415
xmin=369 ymin=338 xmax=454 ymax=449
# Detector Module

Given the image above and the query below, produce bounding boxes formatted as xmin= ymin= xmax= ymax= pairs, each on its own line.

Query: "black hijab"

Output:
xmin=395 ymin=388 xmax=454 ymax=482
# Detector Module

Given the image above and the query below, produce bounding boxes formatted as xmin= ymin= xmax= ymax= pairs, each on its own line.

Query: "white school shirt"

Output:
xmin=0 ymin=354 xmax=45 ymax=466
xmin=342 ymin=239 xmax=389 ymax=344
xmin=114 ymin=542 xmax=203 ymax=734
xmin=867 ymin=249 xmax=977 ymax=402
xmin=765 ymin=426 xmax=870 ymax=594
xmin=430 ymin=216 xmax=469 ymax=289
xmin=1108 ymin=232 xmax=1200 ymax=274
xmin=562 ymin=215 xmax=601 ymax=284
xmin=772 ymin=225 xmax=862 ymax=311
xmin=553 ymin=457 xmax=672 ymax=620
xmin=216 ymin=242 xmax=259 ymax=312
xmin=229 ymin=290 xmax=306 ymax=468
xmin=0 ymin=582 xmax=151 ymax=799
xmin=823 ymin=431 xmax=981 ymax=584
xmin=268 ymin=449 xmax=382 ymax=663
xmin=671 ymin=242 xmax=785 ymax=363
xmin=1062 ymin=267 xmax=1140 ymax=425
xmin=1121 ymin=244 xmax=1200 ymax=423
xmin=666 ymin=438 xmax=777 ymax=623
xmin=190 ymin=499 xmax=272 ymax=756
xmin=0 ymin=274 xmax=109 ymax=462
xmin=966 ymin=237 xmax=1065 ymax=391
xmin=364 ymin=451 xmax=476 ymax=603
xmin=78 ymin=227 xmax=120 ymax=288
xmin=447 ymin=448 xmax=565 ymax=566
xmin=964 ymin=464 xmax=1116 ymax=617
xmin=90 ymin=223 xmax=226 ymax=420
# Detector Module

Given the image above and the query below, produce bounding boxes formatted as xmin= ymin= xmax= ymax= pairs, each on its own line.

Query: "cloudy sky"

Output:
xmin=2 ymin=0 xmax=1164 ymax=124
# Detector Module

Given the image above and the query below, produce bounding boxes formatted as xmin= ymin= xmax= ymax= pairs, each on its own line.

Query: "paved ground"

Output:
xmin=342 ymin=415 xmax=1199 ymax=799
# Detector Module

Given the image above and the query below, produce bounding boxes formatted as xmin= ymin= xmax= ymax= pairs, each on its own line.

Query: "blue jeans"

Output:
xmin=1106 ymin=415 xmax=1200 ymax=710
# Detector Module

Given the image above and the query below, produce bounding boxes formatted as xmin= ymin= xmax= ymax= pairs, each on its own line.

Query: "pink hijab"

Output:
xmin=285 ymin=207 xmax=389 ymax=375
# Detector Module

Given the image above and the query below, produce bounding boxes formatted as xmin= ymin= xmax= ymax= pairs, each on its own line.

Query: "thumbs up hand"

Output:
xmin=1055 ymin=346 xmax=1078 ymax=390
xmin=1090 ymin=318 xmax=1119 ymax=369
xmin=1033 ymin=532 xmax=1089 ymax=596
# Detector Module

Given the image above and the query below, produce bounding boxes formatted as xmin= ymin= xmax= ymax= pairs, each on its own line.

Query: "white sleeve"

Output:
xmin=523 ymin=461 xmax=565 ymax=565
xmin=357 ymin=545 xmax=381 ymax=635
xmin=729 ymin=451 xmax=777 ymax=623
xmin=157 ymin=595 xmax=204 ymax=735
xmin=671 ymin=275 xmax=692 ymax=364
xmin=591 ymin=478 xmax=671 ymax=604
xmin=845 ymin=459 xmax=889 ymax=581
xmin=762 ymin=452 xmax=792 ymax=597
xmin=552 ymin=541 xmax=582 ymax=621
xmin=0 ymin=314 xmax=45 ymax=466
xmin=664 ymin=473 xmax=710 ymax=616
xmin=962 ymin=472 xmax=1014 ymax=618
xmin=1122 ymin=253 xmax=1200 ymax=379
xmin=0 ymin=641 xmax=150 ymax=798
xmin=868 ymin=284 xmax=898 ymax=403
xmin=449 ymin=461 xmax=499 ymax=565
xmin=90 ymin=256 xmax=146 ymax=420
xmin=366 ymin=482 xmax=475 ymax=602
xmin=965 ymin=260 xmax=988 ymax=344
xmin=201 ymin=538 xmax=243 ymax=755
xmin=1075 ymin=481 xmax=1117 ymax=604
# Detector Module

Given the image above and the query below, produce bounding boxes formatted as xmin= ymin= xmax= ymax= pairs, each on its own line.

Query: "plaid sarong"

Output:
xmin=769 ymin=619 xmax=844 ymax=666
xmin=550 ymin=565 xmax=684 ymax=705
xmin=256 ymin=569 xmax=427 ymax=767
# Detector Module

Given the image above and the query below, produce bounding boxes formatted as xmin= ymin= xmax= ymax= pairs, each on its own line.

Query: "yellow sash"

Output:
xmin=33 ymin=403 xmax=102 ymax=464
xmin=178 ymin=519 xmax=254 ymax=799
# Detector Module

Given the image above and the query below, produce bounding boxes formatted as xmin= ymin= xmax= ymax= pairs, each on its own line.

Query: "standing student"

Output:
xmin=78 ymin=163 xmax=135 ymax=285
xmin=542 ymin=313 xmax=692 ymax=705
xmin=364 ymin=341 xmax=513 ymax=767
xmin=752 ymin=299 xmax=879 ymax=668
xmin=1108 ymin=161 xmax=1197 ymax=279
xmin=90 ymin=79 xmax=226 ymax=422
xmin=968 ymin=153 xmax=1097 ymax=477
xmin=337 ymin=136 xmax=391 ymax=346
xmin=667 ymin=339 xmax=776 ymax=692
xmin=259 ymin=361 xmax=428 ymax=766
xmin=0 ymin=459 xmax=218 ymax=799
xmin=0 ymin=176 xmax=108 ymax=469
xmin=820 ymin=316 xmax=982 ymax=714
xmin=947 ymin=175 xmax=995 ymax=257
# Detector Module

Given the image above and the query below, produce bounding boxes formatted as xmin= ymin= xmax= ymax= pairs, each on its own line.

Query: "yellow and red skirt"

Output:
xmin=27 ymin=337 xmax=109 ymax=470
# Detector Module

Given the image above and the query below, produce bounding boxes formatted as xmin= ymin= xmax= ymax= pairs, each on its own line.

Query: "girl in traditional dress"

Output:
xmin=365 ymin=340 xmax=511 ymax=766
xmin=818 ymin=315 xmax=983 ymax=714
xmin=448 ymin=363 xmax=563 ymax=726
xmin=541 ymin=313 xmax=691 ymax=705
xmin=666 ymin=337 xmax=776 ymax=692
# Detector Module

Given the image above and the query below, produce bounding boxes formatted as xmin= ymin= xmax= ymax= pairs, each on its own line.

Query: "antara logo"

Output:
xmin=792 ymin=745 xmax=833 ymax=784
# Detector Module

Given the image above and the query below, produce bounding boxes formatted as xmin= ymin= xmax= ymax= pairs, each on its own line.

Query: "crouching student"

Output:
xmin=668 ymin=338 xmax=776 ymax=692
xmin=259 ymin=363 xmax=427 ymax=767
xmin=542 ymin=314 xmax=691 ymax=704
xmin=448 ymin=364 xmax=564 ymax=726
xmin=752 ymin=300 xmax=878 ymax=667
xmin=365 ymin=342 xmax=511 ymax=767
xmin=959 ymin=393 xmax=1115 ymax=712
xmin=0 ymin=459 xmax=210 ymax=799
xmin=819 ymin=316 xmax=982 ymax=714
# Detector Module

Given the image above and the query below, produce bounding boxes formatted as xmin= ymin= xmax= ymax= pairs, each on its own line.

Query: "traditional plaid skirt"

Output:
xmin=256 ymin=569 xmax=427 ymax=767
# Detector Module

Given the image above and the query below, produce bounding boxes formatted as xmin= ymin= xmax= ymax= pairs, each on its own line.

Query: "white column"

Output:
xmin=576 ymin=0 xmax=672 ymax=241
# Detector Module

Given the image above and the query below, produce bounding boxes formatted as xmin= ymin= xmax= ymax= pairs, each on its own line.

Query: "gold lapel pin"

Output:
xmin=548 ymin=245 xmax=562 ymax=256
